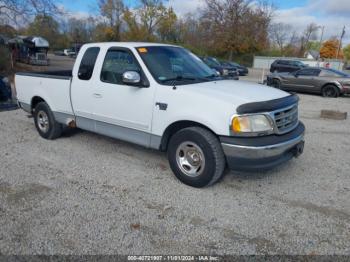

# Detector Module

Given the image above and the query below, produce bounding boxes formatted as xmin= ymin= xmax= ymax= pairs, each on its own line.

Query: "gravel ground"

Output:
xmin=0 ymin=94 xmax=349 ymax=255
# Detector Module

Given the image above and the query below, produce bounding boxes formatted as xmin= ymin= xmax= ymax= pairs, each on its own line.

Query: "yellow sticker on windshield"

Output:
xmin=138 ymin=47 xmax=148 ymax=53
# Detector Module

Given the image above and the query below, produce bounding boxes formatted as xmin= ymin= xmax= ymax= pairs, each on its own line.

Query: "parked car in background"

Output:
xmin=64 ymin=49 xmax=76 ymax=57
xmin=201 ymin=56 xmax=239 ymax=80
xmin=267 ymin=67 xmax=350 ymax=97
xmin=15 ymin=42 xmax=305 ymax=188
xmin=54 ymin=50 xmax=65 ymax=56
xmin=221 ymin=61 xmax=249 ymax=76
xmin=270 ymin=59 xmax=307 ymax=73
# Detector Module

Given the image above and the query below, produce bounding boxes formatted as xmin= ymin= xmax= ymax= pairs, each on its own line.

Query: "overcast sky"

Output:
xmin=60 ymin=0 xmax=350 ymax=45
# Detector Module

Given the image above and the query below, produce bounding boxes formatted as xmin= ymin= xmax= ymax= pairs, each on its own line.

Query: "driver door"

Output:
xmin=92 ymin=47 xmax=154 ymax=147
xmin=292 ymin=69 xmax=321 ymax=92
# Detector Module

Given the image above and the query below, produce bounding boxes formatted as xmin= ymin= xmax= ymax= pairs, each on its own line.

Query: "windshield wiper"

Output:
xmin=160 ymin=76 xmax=197 ymax=83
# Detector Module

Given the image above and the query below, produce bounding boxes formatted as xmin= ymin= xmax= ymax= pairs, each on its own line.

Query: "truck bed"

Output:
xmin=16 ymin=70 xmax=74 ymax=118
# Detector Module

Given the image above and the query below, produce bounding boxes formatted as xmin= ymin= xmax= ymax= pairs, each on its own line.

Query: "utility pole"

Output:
xmin=336 ymin=26 xmax=345 ymax=60
xmin=317 ymin=26 xmax=324 ymax=67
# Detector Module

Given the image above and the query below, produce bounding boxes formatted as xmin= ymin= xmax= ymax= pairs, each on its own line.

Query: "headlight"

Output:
xmin=232 ymin=115 xmax=273 ymax=134
xmin=222 ymin=69 xmax=229 ymax=76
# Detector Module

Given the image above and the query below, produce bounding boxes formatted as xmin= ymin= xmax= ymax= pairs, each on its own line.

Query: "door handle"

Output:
xmin=93 ymin=93 xmax=102 ymax=98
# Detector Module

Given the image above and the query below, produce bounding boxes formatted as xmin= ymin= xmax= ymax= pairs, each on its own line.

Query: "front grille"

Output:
xmin=273 ymin=104 xmax=299 ymax=134
xmin=36 ymin=53 xmax=46 ymax=61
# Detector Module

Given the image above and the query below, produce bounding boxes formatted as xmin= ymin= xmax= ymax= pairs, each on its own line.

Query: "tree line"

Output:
xmin=1 ymin=0 xmax=349 ymax=65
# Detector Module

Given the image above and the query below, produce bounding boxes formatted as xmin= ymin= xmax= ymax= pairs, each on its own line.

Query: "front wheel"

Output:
xmin=322 ymin=85 xmax=339 ymax=98
xmin=167 ymin=127 xmax=226 ymax=188
xmin=34 ymin=102 xmax=62 ymax=140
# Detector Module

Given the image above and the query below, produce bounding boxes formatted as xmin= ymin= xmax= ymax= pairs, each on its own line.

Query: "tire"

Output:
xmin=167 ymin=127 xmax=226 ymax=188
xmin=322 ymin=85 xmax=339 ymax=98
xmin=34 ymin=102 xmax=62 ymax=140
xmin=272 ymin=79 xmax=281 ymax=89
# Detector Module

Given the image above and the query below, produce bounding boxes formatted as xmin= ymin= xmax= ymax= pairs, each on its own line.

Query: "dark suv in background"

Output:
xmin=201 ymin=57 xmax=239 ymax=80
xmin=270 ymin=59 xmax=307 ymax=73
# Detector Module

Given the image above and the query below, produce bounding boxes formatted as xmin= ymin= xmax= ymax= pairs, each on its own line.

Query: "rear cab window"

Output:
xmin=78 ymin=47 xmax=100 ymax=80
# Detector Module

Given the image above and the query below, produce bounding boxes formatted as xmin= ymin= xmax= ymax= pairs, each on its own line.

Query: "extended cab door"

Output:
xmin=71 ymin=46 xmax=100 ymax=132
xmin=91 ymin=47 xmax=155 ymax=147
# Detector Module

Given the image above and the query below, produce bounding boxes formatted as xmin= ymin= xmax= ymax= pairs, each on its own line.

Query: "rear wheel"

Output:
xmin=34 ymin=102 xmax=62 ymax=139
xmin=167 ymin=127 xmax=226 ymax=188
xmin=322 ymin=85 xmax=339 ymax=98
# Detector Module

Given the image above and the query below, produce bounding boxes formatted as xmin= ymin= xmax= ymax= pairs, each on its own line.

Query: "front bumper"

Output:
xmin=341 ymin=86 xmax=350 ymax=94
xmin=220 ymin=122 xmax=305 ymax=171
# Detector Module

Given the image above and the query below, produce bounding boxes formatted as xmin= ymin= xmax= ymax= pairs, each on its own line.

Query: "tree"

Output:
xmin=157 ymin=7 xmax=177 ymax=42
xmin=66 ymin=17 xmax=95 ymax=44
xmin=122 ymin=8 xmax=150 ymax=41
xmin=202 ymin=0 xmax=273 ymax=59
xmin=139 ymin=0 xmax=167 ymax=37
xmin=320 ymin=39 xmax=343 ymax=59
xmin=306 ymin=41 xmax=321 ymax=52
xmin=269 ymin=22 xmax=292 ymax=55
xmin=320 ymin=38 xmax=344 ymax=59
xmin=298 ymin=23 xmax=319 ymax=56
xmin=343 ymin=44 xmax=350 ymax=61
xmin=0 ymin=0 xmax=60 ymax=26
xmin=0 ymin=24 xmax=16 ymax=37
xmin=98 ymin=0 xmax=125 ymax=41
xmin=26 ymin=14 xmax=61 ymax=49
xmin=176 ymin=14 xmax=209 ymax=55
xmin=122 ymin=1 xmax=172 ymax=42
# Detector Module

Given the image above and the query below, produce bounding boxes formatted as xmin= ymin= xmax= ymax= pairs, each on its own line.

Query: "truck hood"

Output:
xmin=180 ymin=80 xmax=289 ymax=105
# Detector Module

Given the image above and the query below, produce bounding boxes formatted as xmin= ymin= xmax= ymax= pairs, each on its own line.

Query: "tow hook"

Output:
xmin=293 ymin=141 xmax=305 ymax=157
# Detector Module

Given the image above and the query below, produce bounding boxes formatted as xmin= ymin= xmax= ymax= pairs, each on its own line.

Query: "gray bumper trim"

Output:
xmin=222 ymin=134 xmax=304 ymax=160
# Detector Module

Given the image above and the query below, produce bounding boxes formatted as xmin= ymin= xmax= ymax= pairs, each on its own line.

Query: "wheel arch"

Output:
xmin=321 ymin=82 xmax=341 ymax=93
xmin=31 ymin=96 xmax=46 ymax=112
xmin=159 ymin=120 xmax=217 ymax=152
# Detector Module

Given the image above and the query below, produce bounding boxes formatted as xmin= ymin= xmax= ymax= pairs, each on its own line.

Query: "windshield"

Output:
xmin=137 ymin=46 xmax=217 ymax=85
xmin=293 ymin=61 xmax=305 ymax=66
xmin=203 ymin=57 xmax=221 ymax=67
xmin=229 ymin=62 xmax=240 ymax=67
xmin=325 ymin=68 xmax=349 ymax=77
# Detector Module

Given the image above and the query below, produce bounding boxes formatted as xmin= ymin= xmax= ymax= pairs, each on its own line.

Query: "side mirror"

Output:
xmin=122 ymin=71 xmax=141 ymax=85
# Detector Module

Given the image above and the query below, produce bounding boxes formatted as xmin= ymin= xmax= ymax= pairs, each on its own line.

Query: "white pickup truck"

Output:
xmin=15 ymin=42 xmax=305 ymax=187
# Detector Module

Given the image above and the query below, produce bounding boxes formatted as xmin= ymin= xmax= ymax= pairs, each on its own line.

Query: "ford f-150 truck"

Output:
xmin=15 ymin=42 xmax=305 ymax=188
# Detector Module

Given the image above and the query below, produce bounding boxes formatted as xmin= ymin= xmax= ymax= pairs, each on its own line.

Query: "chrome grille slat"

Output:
xmin=273 ymin=104 xmax=299 ymax=134
xmin=274 ymin=107 xmax=298 ymax=121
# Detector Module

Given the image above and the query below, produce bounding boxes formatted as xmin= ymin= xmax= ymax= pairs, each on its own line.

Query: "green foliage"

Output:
xmin=26 ymin=15 xmax=61 ymax=49
xmin=5 ymin=0 xmax=276 ymax=63
xmin=307 ymin=41 xmax=321 ymax=51
xmin=343 ymin=44 xmax=350 ymax=61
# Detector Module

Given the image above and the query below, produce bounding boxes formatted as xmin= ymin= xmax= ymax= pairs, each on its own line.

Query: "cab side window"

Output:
xmin=297 ymin=69 xmax=320 ymax=76
xmin=101 ymin=49 xmax=140 ymax=85
xmin=78 ymin=47 xmax=100 ymax=80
